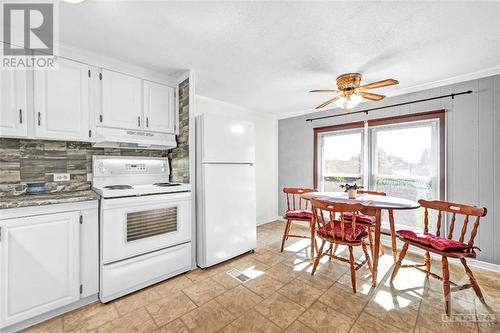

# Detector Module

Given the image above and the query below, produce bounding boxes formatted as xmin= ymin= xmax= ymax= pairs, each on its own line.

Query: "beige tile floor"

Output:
xmin=23 ymin=221 xmax=500 ymax=333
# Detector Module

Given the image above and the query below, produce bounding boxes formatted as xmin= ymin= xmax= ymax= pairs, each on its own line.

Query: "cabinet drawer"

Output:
xmin=100 ymin=242 xmax=191 ymax=302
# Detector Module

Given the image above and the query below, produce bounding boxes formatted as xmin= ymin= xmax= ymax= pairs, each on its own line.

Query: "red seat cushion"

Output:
xmin=397 ymin=229 xmax=472 ymax=252
xmin=317 ymin=221 xmax=368 ymax=242
xmin=342 ymin=212 xmax=376 ymax=225
xmin=285 ymin=210 xmax=313 ymax=219
xmin=429 ymin=238 xmax=471 ymax=252
xmin=397 ymin=230 xmax=435 ymax=246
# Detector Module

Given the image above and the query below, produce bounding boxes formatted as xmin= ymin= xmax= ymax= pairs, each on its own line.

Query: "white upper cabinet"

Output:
xmin=34 ymin=58 xmax=90 ymax=141
xmin=0 ymin=212 xmax=80 ymax=328
xmin=143 ymin=80 xmax=175 ymax=133
xmin=0 ymin=55 xmax=179 ymax=144
xmin=0 ymin=70 xmax=28 ymax=138
xmin=100 ymin=69 xmax=142 ymax=130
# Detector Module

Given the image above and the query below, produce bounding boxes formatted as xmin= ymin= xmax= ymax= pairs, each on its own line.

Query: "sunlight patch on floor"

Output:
xmin=241 ymin=266 xmax=266 ymax=279
xmin=292 ymin=259 xmax=312 ymax=272
xmin=284 ymin=239 xmax=311 ymax=252
xmin=373 ymin=289 xmax=412 ymax=310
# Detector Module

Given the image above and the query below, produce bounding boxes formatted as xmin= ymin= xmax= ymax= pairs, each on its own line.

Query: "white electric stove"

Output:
xmin=92 ymin=156 xmax=193 ymax=302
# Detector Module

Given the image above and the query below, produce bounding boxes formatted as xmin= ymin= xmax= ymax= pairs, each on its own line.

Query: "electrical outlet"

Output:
xmin=53 ymin=173 xmax=70 ymax=182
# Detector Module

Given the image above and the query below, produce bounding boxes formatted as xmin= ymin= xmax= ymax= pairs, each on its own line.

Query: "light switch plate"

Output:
xmin=53 ymin=173 xmax=70 ymax=182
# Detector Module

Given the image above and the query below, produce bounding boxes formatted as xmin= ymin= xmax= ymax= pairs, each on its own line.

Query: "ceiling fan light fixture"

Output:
xmin=335 ymin=93 xmax=362 ymax=109
xmin=310 ymin=73 xmax=398 ymax=110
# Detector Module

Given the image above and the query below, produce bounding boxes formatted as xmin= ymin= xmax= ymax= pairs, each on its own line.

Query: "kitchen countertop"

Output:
xmin=0 ymin=190 xmax=100 ymax=209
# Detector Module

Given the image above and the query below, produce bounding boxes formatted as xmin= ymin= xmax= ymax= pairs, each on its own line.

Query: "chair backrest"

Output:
xmin=283 ymin=187 xmax=317 ymax=211
xmin=418 ymin=199 xmax=487 ymax=247
xmin=311 ymin=198 xmax=364 ymax=242
xmin=358 ymin=190 xmax=386 ymax=196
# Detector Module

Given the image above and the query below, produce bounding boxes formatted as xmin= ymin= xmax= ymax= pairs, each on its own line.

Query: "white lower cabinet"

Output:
xmin=0 ymin=212 xmax=79 ymax=328
xmin=0 ymin=202 xmax=99 ymax=331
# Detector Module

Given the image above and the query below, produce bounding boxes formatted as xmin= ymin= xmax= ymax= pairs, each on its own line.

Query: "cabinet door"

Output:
xmin=0 ymin=70 xmax=28 ymax=137
xmin=100 ymin=69 xmax=142 ymax=130
xmin=34 ymin=58 xmax=90 ymax=141
xmin=0 ymin=212 xmax=80 ymax=328
xmin=143 ymin=80 xmax=175 ymax=133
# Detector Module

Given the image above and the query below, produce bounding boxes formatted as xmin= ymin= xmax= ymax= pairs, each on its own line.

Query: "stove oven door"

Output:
xmin=101 ymin=192 xmax=191 ymax=264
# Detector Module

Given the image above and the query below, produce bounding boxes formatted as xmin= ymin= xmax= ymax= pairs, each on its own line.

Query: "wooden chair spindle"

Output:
xmin=424 ymin=208 xmax=429 ymax=233
xmin=459 ymin=215 xmax=469 ymax=243
xmin=468 ymin=216 xmax=481 ymax=247
xmin=448 ymin=212 xmax=456 ymax=239
xmin=436 ymin=210 xmax=442 ymax=237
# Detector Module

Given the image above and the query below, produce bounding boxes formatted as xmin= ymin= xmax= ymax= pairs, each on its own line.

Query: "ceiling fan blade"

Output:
xmin=357 ymin=79 xmax=399 ymax=90
xmin=315 ymin=96 xmax=340 ymax=109
xmin=309 ymin=89 xmax=339 ymax=93
xmin=360 ymin=92 xmax=385 ymax=101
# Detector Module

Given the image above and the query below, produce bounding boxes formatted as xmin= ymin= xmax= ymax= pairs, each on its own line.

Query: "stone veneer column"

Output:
xmin=166 ymin=78 xmax=190 ymax=183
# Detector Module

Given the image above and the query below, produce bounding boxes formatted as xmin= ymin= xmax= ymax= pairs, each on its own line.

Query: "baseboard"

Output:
xmin=466 ymin=258 xmax=500 ymax=272
xmin=1 ymin=294 xmax=98 ymax=333
xmin=257 ymin=216 xmax=283 ymax=225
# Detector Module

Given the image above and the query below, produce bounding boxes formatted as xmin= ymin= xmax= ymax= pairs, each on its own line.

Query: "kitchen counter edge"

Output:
xmin=0 ymin=190 xmax=100 ymax=210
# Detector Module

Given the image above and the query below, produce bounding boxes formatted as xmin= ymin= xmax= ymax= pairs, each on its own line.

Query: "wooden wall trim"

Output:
xmin=314 ymin=121 xmax=365 ymax=134
xmin=313 ymin=109 xmax=446 ymax=198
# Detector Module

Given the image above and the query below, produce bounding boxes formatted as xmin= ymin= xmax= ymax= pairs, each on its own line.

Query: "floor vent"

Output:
xmin=226 ymin=268 xmax=251 ymax=283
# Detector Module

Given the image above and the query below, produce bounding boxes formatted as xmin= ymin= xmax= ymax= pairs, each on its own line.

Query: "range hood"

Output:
xmin=93 ymin=127 xmax=177 ymax=150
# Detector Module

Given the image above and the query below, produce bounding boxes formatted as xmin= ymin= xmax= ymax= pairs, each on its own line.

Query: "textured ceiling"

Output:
xmin=60 ymin=1 xmax=500 ymax=116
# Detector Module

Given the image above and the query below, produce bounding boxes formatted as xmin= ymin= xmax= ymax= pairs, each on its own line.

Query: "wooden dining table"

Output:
xmin=301 ymin=191 xmax=420 ymax=287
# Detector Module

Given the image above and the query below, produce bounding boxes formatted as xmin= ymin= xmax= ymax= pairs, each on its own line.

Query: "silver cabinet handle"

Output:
xmin=146 ymin=117 xmax=149 ymax=128
xmin=37 ymin=112 xmax=41 ymax=126
xmin=19 ymin=109 xmax=22 ymax=124
xmin=138 ymin=116 xmax=141 ymax=127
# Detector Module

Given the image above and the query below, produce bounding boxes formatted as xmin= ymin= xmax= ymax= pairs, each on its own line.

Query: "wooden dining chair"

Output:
xmin=390 ymin=199 xmax=487 ymax=316
xmin=340 ymin=190 xmax=398 ymax=261
xmin=310 ymin=198 xmax=372 ymax=293
xmin=281 ymin=187 xmax=318 ymax=257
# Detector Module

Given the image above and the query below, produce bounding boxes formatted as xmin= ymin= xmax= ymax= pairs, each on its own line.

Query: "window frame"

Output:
xmin=313 ymin=110 xmax=445 ymax=200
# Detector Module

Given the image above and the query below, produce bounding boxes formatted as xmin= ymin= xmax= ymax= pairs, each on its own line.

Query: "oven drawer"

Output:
xmin=100 ymin=242 xmax=191 ymax=302
xmin=101 ymin=192 xmax=191 ymax=264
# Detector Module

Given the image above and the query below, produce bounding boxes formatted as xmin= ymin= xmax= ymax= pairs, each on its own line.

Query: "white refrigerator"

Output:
xmin=196 ymin=113 xmax=257 ymax=268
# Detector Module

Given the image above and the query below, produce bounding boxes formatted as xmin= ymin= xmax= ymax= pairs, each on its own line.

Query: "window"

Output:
xmin=314 ymin=111 xmax=444 ymax=229
xmin=319 ymin=128 xmax=364 ymax=191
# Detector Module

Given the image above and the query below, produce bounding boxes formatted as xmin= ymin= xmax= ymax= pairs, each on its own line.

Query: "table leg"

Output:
xmin=371 ymin=209 xmax=382 ymax=287
xmin=388 ymin=209 xmax=398 ymax=262
xmin=310 ymin=219 xmax=316 ymax=262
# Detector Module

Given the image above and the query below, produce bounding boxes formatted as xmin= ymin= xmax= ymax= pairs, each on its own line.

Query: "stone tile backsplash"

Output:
xmin=0 ymin=78 xmax=190 ymax=197
xmin=0 ymin=138 xmax=166 ymax=196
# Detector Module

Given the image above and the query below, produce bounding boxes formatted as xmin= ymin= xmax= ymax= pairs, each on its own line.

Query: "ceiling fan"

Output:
xmin=310 ymin=73 xmax=399 ymax=110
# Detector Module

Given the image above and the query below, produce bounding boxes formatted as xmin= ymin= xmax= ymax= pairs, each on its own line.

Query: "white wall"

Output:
xmin=195 ymin=95 xmax=279 ymax=225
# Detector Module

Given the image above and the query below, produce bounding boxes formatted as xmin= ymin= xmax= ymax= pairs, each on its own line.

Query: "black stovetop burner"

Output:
xmin=104 ymin=185 xmax=133 ymax=190
xmin=154 ymin=182 xmax=181 ymax=187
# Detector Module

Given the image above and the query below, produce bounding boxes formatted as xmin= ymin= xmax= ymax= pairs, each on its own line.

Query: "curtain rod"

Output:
xmin=305 ymin=90 xmax=473 ymax=122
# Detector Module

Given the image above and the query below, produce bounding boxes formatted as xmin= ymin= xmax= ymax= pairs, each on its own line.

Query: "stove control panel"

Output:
xmin=92 ymin=156 xmax=170 ymax=188
xmin=125 ymin=163 xmax=146 ymax=171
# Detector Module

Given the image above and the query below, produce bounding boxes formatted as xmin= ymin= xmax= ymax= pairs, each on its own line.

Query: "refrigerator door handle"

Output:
xmin=201 ymin=162 xmax=254 ymax=165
